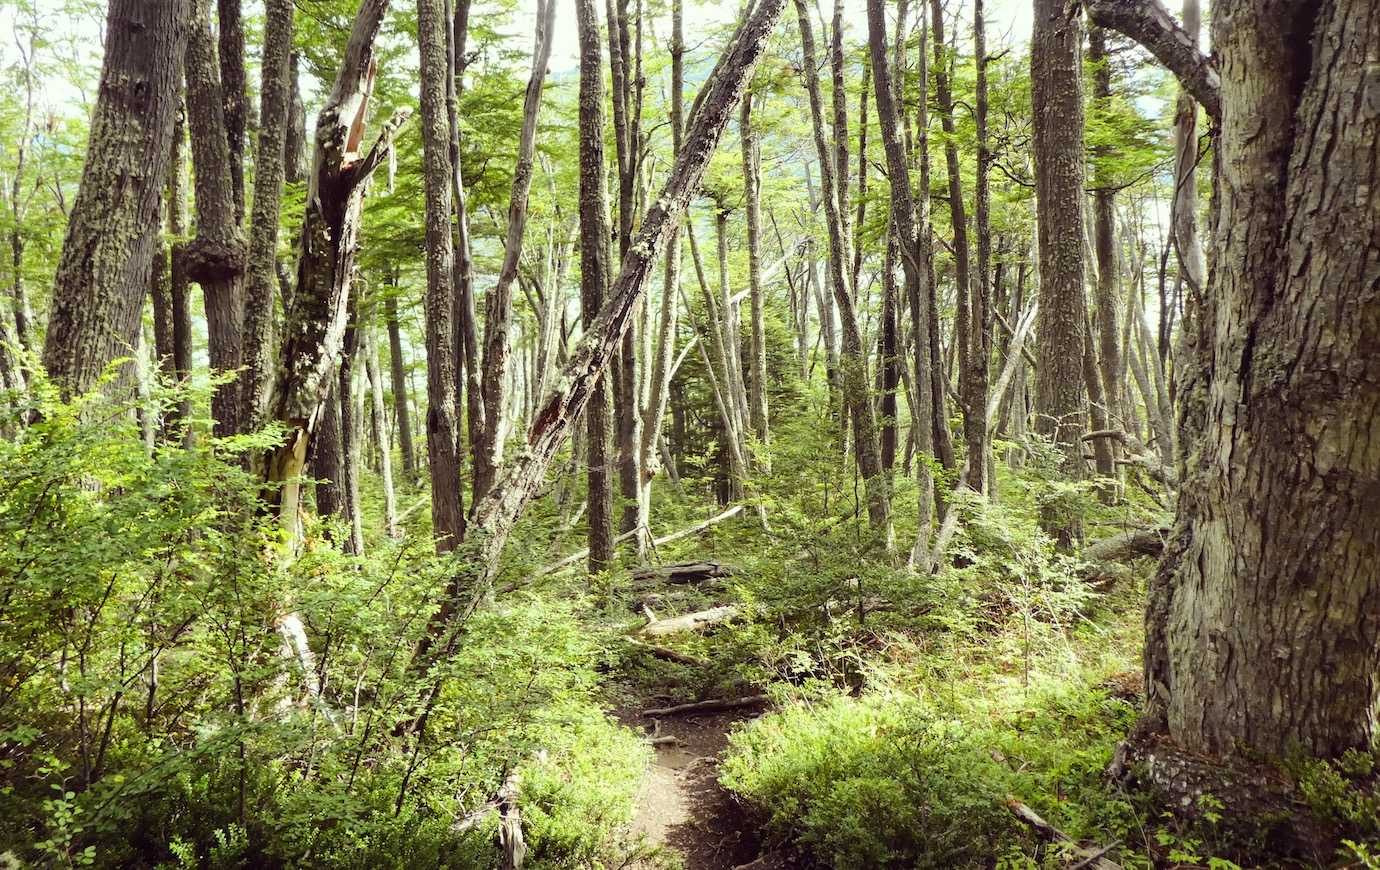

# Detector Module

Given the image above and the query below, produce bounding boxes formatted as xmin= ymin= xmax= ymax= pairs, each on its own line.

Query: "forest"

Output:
xmin=0 ymin=0 xmax=1376 ymax=865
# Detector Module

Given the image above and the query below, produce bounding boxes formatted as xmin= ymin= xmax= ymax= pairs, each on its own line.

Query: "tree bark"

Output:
xmin=1088 ymin=27 xmax=1124 ymax=433
xmin=418 ymin=0 xmax=468 ymax=553
xmin=365 ymin=327 xmax=400 ymax=538
xmin=241 ymin=0 xmax=294 ymax=430
xmin=1031 ymin=0 xmax=1088 ymax=545
xmin=741 ymin=96 xmax=770 ymax=451
xmin=968 ymin=0 xmax=993 ymax=495
xmin=216 ymin=0 xmax=247 ymax=224
xmin=1127 ymin=0 xmax=1380 ymax=761
xmin=184 ymin=0 xmax=247 ymax=436
xmin=42 ymin=0 xmax=189 ymax=397
xmin=576 ymin=0 xmax=616 ymax=573
xmin=285 ymin=52 xmax=308 ymax=184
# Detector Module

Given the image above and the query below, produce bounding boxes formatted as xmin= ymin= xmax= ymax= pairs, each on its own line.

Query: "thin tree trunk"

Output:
xmin=241 ymin=0 xmax=294 ymax=430
xmin=366 ymin=327 xmax=400 ymax=538
xmin=385 ymin=291 xmax=418 ymax=480
xmin=168 ymin=102 xmax=194 ymax=444
xmin=42 ymin=0 xmax=189 ymax=397
xmin=968 ymin=0 xmax=993 ymax=494
xmin=216 ymin=0 xmax=247 ymax=223
xmin=285 ymin=52 xmax=308 ymax=184
xmin=741 ymin=96 xmax=770 ymax=451
xmin=1088 ymin=26 xmax=1124 ymax=431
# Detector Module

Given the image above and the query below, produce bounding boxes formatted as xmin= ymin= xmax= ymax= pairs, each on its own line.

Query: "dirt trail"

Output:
xmin=622 ymin=707 xmax=789 ymax=870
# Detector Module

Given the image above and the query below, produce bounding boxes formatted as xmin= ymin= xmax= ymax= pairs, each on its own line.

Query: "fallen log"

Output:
xmin=631 ymin=560 xmax=735 ymax=584
xmin=1005 ymin=798 xmax=1122 ymax=869
xmin=639 ymin=604 xmax=740 ymax=637
xmin=643 ymin=694 xmax=770 ymax=717
xmin=1083 ymin=527 xmax=1168 ymax=564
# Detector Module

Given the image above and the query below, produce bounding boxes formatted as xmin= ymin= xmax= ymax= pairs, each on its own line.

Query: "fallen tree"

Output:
xmin=631 ymin=561 xmax=736 ymax=585
xmin=643 ymin=695 xmax=770 ymax=717
xmin=640 ymin=605 xmax=741 ymax=637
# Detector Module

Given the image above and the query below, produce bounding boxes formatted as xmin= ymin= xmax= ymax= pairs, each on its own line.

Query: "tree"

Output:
xmin=1090 ymin=0 xmax=1380 ymax=762
xmin=576 ymin=0 xmax=616 ymax=573
xmin=1030 ymin=0 xmax=1088 ymax=546
xmin=794 ymin=0 xmax=891 ymax=539
xmin=42 ymin=0 xmax=190 ymax=397
xmin=417 ymin=0 xmax=467 ymax=553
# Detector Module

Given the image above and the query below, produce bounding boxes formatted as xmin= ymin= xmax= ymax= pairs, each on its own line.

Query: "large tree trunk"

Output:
xmin=42 ymin=0 xmax=189 ymax=397
xmin=795 ymin=0 xmax=891 ymax=540
xmin=216 ymin=0 xmax=247 ymax=224
xmin=240 ymin=0 xmax=294 ymax=430
xmin=576 ymin=0 xmax=616 ymax=574
xmin=1093 ymin=0 xmax=1380 ymax=761
xmin=183 ymin=0 xmax=247 ymax=436
xmin=418 ymin=0 xmax=467 ymax=553
xmin=1030 ymin=0 xmax=1088 ymax=545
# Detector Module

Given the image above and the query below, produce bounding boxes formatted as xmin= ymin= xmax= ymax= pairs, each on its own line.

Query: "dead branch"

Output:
xmin=1005 ymin=797 xmax=1123 ymax=869
xmin=640 ymin=605 xmax=741 ymax=637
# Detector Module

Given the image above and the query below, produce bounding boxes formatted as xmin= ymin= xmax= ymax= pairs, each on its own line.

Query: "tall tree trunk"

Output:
xmin=385 ymin=291 xmax=418 ymax=480
xmin=1030 ymin=0 xmax=1088 ymax=546
xmin=1088 ymin=26 xmax=1124 ymax=431
xmin=168 ymin=102 xmax=195 ymax=444
xmin=829 ymin=0 xmax=852 ymax=283
xmin=741 ymin=96 xmax=770 ymax=451
xmin=285 ymin=52 xmax=308 ymax=184
xmin=184 ymin=0 xmax=247 ymax=436
xmin=577 ymin=0 xmax=616 ymax=573
xmin=365 ymin=327 xmax=400 ymax=538
xmin=475 ymin=0 xmax=557 ymax=501
xmin=241 ymin=0 xmax=294 ymax=430
xmin=8 ymin=24 xmax=36 ymax=365
xmin=339 ymin=315 xmax=364 ymax=554
xmin=42 ymin=0 xmax=189 ymax=397
xmin=636 ymin=0 xmax=686 ymax=542
xmin=418 ymin=0 xmax=467 ymax=553
xmin=1091 ymin=0 xmax=1380 ymax=763
xmin=795 ymin=0 xmax=891 ymax=539
xmin=968 ymin=0 xmax=993 ymax=495
xmin=930 ymin=0 xmax=976 ymax=488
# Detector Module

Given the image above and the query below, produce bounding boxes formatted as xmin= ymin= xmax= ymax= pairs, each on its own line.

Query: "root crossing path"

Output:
xmin=626 ymin=708 xmax=789 ymax=870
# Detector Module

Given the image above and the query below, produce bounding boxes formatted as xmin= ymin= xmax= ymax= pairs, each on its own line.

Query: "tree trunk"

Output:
xmin=365 ymin=327 xmax=400 ymax=538
xmin=475 ymin=0 xmax=557 ymax=502
xmin=261 ymin=0 xmax=405 ymax=538
xmin=285 ymin=52 xmax=308 ymax=184
xmin=1030 ymin=0 xmax=1088 ymax=545
xmin=168 ymin=103 xmax=195 ymax=444
xmin=795 ymin=0 xmax=891 ymax=539
xmin=1088 ymin=27 xmax=1124 ymax=431
xmin=741 ymin=96 xmax=770 ymax=451
xmin=385 ymin=291 xmax=417 ymax=480
xmin=241 ymin=0 xmax=294 ymax=430
xmin=418 ymin=0 xmax=468 ymax=553
xmin=1097 ymin=0 xmax=1380 ymax=761
xmin=42 ymin=0 xmax=189 ymax=397
xmin=339 ymin=311 xmax=364 ymax=554
xmin=576 ymin=0 xmax=616 ymax=573
xmin=184 ymin=0 xmax=248 ymax=436
xmin=216 ymin=0 xmax=247 ymax=224
xmin=968 ymin=0 xmax=993 ymax=495
xmin=930 ymin=0 xmax=976 ymax=490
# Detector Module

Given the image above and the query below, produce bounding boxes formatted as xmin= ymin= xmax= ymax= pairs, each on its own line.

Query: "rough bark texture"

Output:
xmin=1030 ymin=0 xmax=1088 ymax=498
xmin=1140 ymin=0 xmax=1380 ymax=760
xmin=576 ymin=0 xmax=616 ymax=573
xmin=241 ymin=0 xmax=295 ymax=430
xmin=796 ymin=0 xmax=891 ymax=538
xmin=42 ymin=0 xmax=189 ymax=397
xmin=968 ymin=0 xmax=993 ymax=494
xmin=184 ymin=0 xmax=247 ymax=435
xmin=216 ymin=0 xmax=247 ymax=223
xmin=285 ymin=53 xmax=308 ymax=184
xmin=1088 ymin=28 xmax=1124 ymax=433
xmin=418 ymin=0 xmax=467 ymax=553
xmin=1083 ymin=0 xmax=1219 ymax=120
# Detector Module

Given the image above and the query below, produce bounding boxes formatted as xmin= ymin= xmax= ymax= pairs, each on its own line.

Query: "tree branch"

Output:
xmin=1083 ymin=0 xmax=1220 ymax=121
